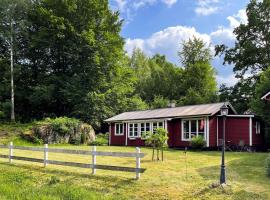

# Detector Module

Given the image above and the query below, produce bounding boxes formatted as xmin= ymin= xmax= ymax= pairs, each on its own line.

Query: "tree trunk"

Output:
xmin=10 ymin=21 xmax=15 ymax=122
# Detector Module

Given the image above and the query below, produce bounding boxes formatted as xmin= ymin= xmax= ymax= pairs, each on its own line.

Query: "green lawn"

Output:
xmin=0 ymin=145 xmax=269 ymax=200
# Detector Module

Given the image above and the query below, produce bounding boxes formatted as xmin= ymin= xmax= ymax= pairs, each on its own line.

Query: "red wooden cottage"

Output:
xmin=261 ymin=91 xmax=270 ymax=101
xmin=105 ymin=102 xmax=264 ymax=149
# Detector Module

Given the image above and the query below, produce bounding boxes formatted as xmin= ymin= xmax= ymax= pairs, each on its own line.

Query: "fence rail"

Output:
xmin=0 ymin=142 xmax=146 ymax=179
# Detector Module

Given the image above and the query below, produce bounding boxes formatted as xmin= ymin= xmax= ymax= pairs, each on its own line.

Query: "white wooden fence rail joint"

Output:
xmin=44 ymin=144 xmax=48 ymax=167
xmin=136 ymin=147 xmax=141 ymax=180
xmin=92 ymin=146 xmax=96 ymax=174
xmin=9 ymin=142 xmax=13 ymax=163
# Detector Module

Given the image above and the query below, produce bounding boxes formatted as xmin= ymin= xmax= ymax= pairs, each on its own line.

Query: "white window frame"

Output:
xmin=128 ymin=123 xmax=140 ymax=138
xmin=181 ymin=118 xmax=206 ymax=141
xmin=115 ymin=123 xmax=124 ymax=136
xmin=127 ymin=120 xmax=166 ymax=138
xmin=256 ymin=122 xmax=261 ymax=134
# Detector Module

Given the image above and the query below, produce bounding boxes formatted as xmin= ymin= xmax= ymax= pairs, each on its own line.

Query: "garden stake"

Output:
xmin=184 ymin=147 xmax=187 ymax=180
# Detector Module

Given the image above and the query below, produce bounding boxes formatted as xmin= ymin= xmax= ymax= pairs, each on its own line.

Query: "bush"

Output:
xmin=190 ymin=136 xmax=206 ymax=149
xmin=266 ymin=154 xmax=270 ymax=177
xmin=90 ymin=133 xmax=108 ymax=146
xmin=32 ymin=117 xmax=95 ymax=144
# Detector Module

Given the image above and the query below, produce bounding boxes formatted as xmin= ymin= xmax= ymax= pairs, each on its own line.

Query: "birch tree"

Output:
xmin=0 ymin=0 xmax=29 ymax=122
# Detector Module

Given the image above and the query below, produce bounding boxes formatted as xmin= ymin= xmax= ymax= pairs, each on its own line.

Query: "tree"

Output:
xmin=178 ymin=37 xmax=217 ymax=105
xmin=250 ymin=67 xmax=270 ymax=144
xmin=179 ymin=36 xmax=212 ymax=66
xmin=215 ymin=0 xmax=270 ymax=112
xmin=150 ymin=95 xmax=170 ymax=109
xmin=0 ymin=0 xmax=30 ymax=121
xmin=143 ymin=128 xmax=168 ymax=161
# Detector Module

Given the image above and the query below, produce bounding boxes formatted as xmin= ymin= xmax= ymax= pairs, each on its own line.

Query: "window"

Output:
xmin=140 ymin=122 xmax=150 ymax=135
xmin=115 ymin=123 xmax=123 ymax=135
xmin=152 ymin=121 xmax=164 ymax=133
xmin=129 ymin=123 xmax=139 ymax=137
xmin=256 ymin=122 xmax=261 ymax=134
xmin=182 ymin=119 xmax=206 ymax=141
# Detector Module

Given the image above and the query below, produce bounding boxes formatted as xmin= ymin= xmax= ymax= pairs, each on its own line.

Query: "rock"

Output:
xmin=32 ymin=120 xmax=95 ymax=144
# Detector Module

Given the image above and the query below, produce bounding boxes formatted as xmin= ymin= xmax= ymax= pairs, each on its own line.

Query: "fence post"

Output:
xmin=136 ymin=147 xmax=140 ymax=180
xmin=92 ymin=146 xmax=96 ymax=174
xmin=9 ymin=142 xmax=13 ymax=163
xmin=44 ymin=144 xmax=48 ymax=167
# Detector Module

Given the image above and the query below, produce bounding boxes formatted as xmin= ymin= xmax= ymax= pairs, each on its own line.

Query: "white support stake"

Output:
xmin=136 ymin=147 xmax=140 ymax=180
xmin=44 ymin=144 xmax=48 ymax=167
xmin=92 ymin=146 xmax=96 ymax=174
xmin=9 ymin=142 xmax=13 ymax=163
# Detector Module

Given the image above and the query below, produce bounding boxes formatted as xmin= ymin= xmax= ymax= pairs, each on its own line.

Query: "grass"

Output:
xmin=0 ymin=145 xmax=269 ymax=200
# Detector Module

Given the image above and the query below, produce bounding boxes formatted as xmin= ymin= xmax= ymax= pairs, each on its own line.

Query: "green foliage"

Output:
xmin=151 ymin=95 xmax=170 ymax=109
xmin=178 ymin=38 xmax=217 ymax=105
xmin=251 ymin=67 xmax=270 ymax=123
xmin=179 ymin=36 xmax=212 ymax=66
xmin=90 ymin=133 xmax=109 ymax=146
xmin=143 ymin=128 xmax=168 ymax=161
xmin=190 ymin=136 xmax=206 ymax=150
xmin=44 ymin=117 xmax=80 ymax=136
xmin=215 ymin=1 xmax=270 ymax=113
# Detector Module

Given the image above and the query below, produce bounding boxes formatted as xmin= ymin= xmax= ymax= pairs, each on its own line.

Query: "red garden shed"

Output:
xmin=105 ymin=102 xmax=264 ymax=149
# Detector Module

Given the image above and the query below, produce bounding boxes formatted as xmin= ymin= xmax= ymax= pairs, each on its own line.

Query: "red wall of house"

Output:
xmin=110 ymin=123 xmax=146 ymax=146
xmin=168 ymin=119 xmax=190 ymax=148
xmin=110 ymin=123 xmax=126 ymax=145
xmin=252 ymin=119 xmax=263 ymax=146
xmin=209 ymin=116 xmax=217 ymax=147
xmin=109 ymin=117 xmax=264 ymax=147
xmin=218 ymin=117 xmax=250 ymax=146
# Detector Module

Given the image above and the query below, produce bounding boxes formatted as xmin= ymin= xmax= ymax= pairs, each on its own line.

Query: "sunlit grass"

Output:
xmin=0 ymin=145 xmax=269 ymax=200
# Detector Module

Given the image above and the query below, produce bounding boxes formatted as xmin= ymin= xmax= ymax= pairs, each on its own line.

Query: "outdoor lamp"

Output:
xmin=220 ymin=104 xmax=229 ymax=116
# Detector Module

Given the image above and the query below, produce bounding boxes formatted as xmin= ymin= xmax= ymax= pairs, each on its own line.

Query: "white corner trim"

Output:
xmin=206 ymin=117 xmax=209 ymax=147
xmin=249 ymin=117 xmax=252 ymax=146
xmin=125 ymin=123 xmax=128 ymax=146
xmin=109 ymin=123 xmax=111 ymax=146
xmin=216 ymin=117 xmax=219 ymax=147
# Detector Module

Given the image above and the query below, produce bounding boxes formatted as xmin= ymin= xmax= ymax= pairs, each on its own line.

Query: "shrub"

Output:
xmin=266 ymin=154 xmax=270 ymax=177
xmin=32 ymin=117 xmax=95 ymax=144
xmin=190 ymin=136 xmax=206 ymax=149
xmin=90 ymin=133 xmax=108 ymax=146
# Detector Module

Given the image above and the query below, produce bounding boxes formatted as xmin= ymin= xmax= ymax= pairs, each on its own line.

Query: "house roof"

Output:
xmin=261 ymin=91 xmax=270 ymax=100
xmin=105 ymin=102 xmax=237 ymax=122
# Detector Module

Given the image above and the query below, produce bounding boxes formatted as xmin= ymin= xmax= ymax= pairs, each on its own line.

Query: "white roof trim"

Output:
xmin=217 ymin=115 xmax=255 ymax=118
xmin=261 ymin=91 xmax=270 ymax=100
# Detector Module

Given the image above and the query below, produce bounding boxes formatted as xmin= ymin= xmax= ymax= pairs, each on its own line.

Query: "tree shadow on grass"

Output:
xmin=0 ymin=161 xmax=136 ymax=192
xmin=195 ymin=156 xmax=270 ymax=200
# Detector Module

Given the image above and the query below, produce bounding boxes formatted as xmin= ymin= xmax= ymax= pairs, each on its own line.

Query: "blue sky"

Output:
xmin=109 ymin=0 xmax=250 ymax=86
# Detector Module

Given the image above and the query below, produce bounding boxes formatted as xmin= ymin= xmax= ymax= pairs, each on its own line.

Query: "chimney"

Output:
xmin=168 ymin=102 xmax=176 ymax=108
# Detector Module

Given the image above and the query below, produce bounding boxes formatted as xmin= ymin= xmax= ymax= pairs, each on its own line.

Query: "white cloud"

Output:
xmin=161 ymin=0 xmax=178 ymax=7
xmin=114 ymin=0 xmax=127 ymax=12
xmin=216 ymin=74 xmax=238 ymax=86
xmin=124 ymin=9 xmax=248 ymax=86
xmin=210 ymin=9 xmax=247 ymax=43
xmin=125 ymin=26 xmax=211 ymax=63
xmin=195 ymin=0 xmax=220 ymax=16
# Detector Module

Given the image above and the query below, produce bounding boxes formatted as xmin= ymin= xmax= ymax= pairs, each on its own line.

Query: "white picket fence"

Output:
xmin=0 ymin=142 xmax=146 ymax=179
